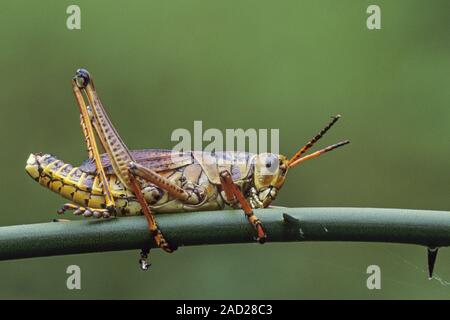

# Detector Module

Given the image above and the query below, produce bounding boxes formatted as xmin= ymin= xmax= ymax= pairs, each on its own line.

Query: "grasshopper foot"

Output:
xmin=250 ymin=217 xmax=267 ymax=244
xmin=152 ymin=228 xmax=178 ymax=253
xmin=57 ymin=203 xmax=112 ymax=219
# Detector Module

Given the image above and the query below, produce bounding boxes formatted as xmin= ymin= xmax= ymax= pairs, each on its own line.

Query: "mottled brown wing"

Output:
xmin=79 ymin=149 xmax=193 ymax=175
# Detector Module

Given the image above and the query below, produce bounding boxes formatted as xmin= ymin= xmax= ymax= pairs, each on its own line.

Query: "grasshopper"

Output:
xmin=25 ymin=69 xmax=349 ymax=269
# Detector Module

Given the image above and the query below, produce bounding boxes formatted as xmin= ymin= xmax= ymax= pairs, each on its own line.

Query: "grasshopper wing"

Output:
xmin=79 ymin=149 xmax=194 ymax=175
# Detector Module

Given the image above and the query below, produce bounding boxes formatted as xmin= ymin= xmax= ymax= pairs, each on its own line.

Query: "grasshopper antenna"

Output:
xmin=288 ymin=114 xmax=342 ymax=166
xmin=288 ymin=140 xmax=350 ymax=168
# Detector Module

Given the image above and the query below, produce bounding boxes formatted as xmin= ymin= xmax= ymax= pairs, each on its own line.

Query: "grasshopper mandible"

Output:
xmin=25 ymin=69 xmax=349 ymax=269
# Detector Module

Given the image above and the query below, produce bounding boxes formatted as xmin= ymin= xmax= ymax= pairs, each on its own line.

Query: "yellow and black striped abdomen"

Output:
xmin=26 ymin=153 xmax=139 ymax=215
xmin=26 ymin=152 xmax=227 ymax=215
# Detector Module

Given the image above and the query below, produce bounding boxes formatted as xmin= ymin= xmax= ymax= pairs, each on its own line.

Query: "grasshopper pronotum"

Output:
xmin=25 ymin=69 xmax=349 ymax=269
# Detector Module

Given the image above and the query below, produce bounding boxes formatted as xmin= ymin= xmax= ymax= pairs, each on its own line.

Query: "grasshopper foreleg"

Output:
xmin=219 ymin=170 xmax=267 ymax=244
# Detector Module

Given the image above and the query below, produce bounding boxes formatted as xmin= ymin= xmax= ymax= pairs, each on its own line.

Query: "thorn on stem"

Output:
xmin=283 ymin=213 xmax=300 ymax=226
xmin=427 ymin=247 xmax=439 ymax=279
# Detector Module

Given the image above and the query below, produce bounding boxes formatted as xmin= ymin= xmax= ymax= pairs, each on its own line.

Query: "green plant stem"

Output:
xmin=1 ymin=207 xmax=449 ymax=261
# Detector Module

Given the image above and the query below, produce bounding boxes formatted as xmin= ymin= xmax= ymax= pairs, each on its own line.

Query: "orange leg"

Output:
xmin=129 ymin=174 xmax=176 ymax=254
xmin=219 ymin=170 xmax=267 ymax=244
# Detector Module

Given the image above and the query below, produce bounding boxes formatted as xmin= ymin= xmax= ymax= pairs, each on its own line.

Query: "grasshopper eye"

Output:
xmin=259 ymin=154 xmax=278 ymax=175
xmin=74 ymin=68 xmax=91 ymax=88
xmin=264 ymin=154 xmax=277 ymax=168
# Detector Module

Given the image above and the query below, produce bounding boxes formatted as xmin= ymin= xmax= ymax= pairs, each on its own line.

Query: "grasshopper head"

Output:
xmin=251 ymin=115 xmax=350 ymax=208
xmin=251 ymin=153 xmax=289 ymax=208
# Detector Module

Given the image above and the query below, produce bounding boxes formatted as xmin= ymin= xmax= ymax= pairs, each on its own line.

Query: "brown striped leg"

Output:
xmin=79 ymin=114 xmax=94 ymax=159
xmin=219 ymin=170 xmax=267 ymax=244
xmin=72 ymin=80 xmax=116 ymax=212
xmin=129 ymin=162 xmax=205 ymax=204
xmin=73 ymin=69 xmax=175 ymax=263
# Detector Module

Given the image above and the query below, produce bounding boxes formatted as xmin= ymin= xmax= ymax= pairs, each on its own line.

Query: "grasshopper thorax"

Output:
xmin=251 ymin=153 xmax=289 ymax=208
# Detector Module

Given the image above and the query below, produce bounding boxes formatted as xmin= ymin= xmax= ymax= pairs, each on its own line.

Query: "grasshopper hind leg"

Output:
xmin=72 ymin=69 xmax=176 ymax=265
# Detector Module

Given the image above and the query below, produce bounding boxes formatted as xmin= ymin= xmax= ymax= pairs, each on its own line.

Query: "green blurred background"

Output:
xmin=0 ymin=0 xmax=449 ymax=299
